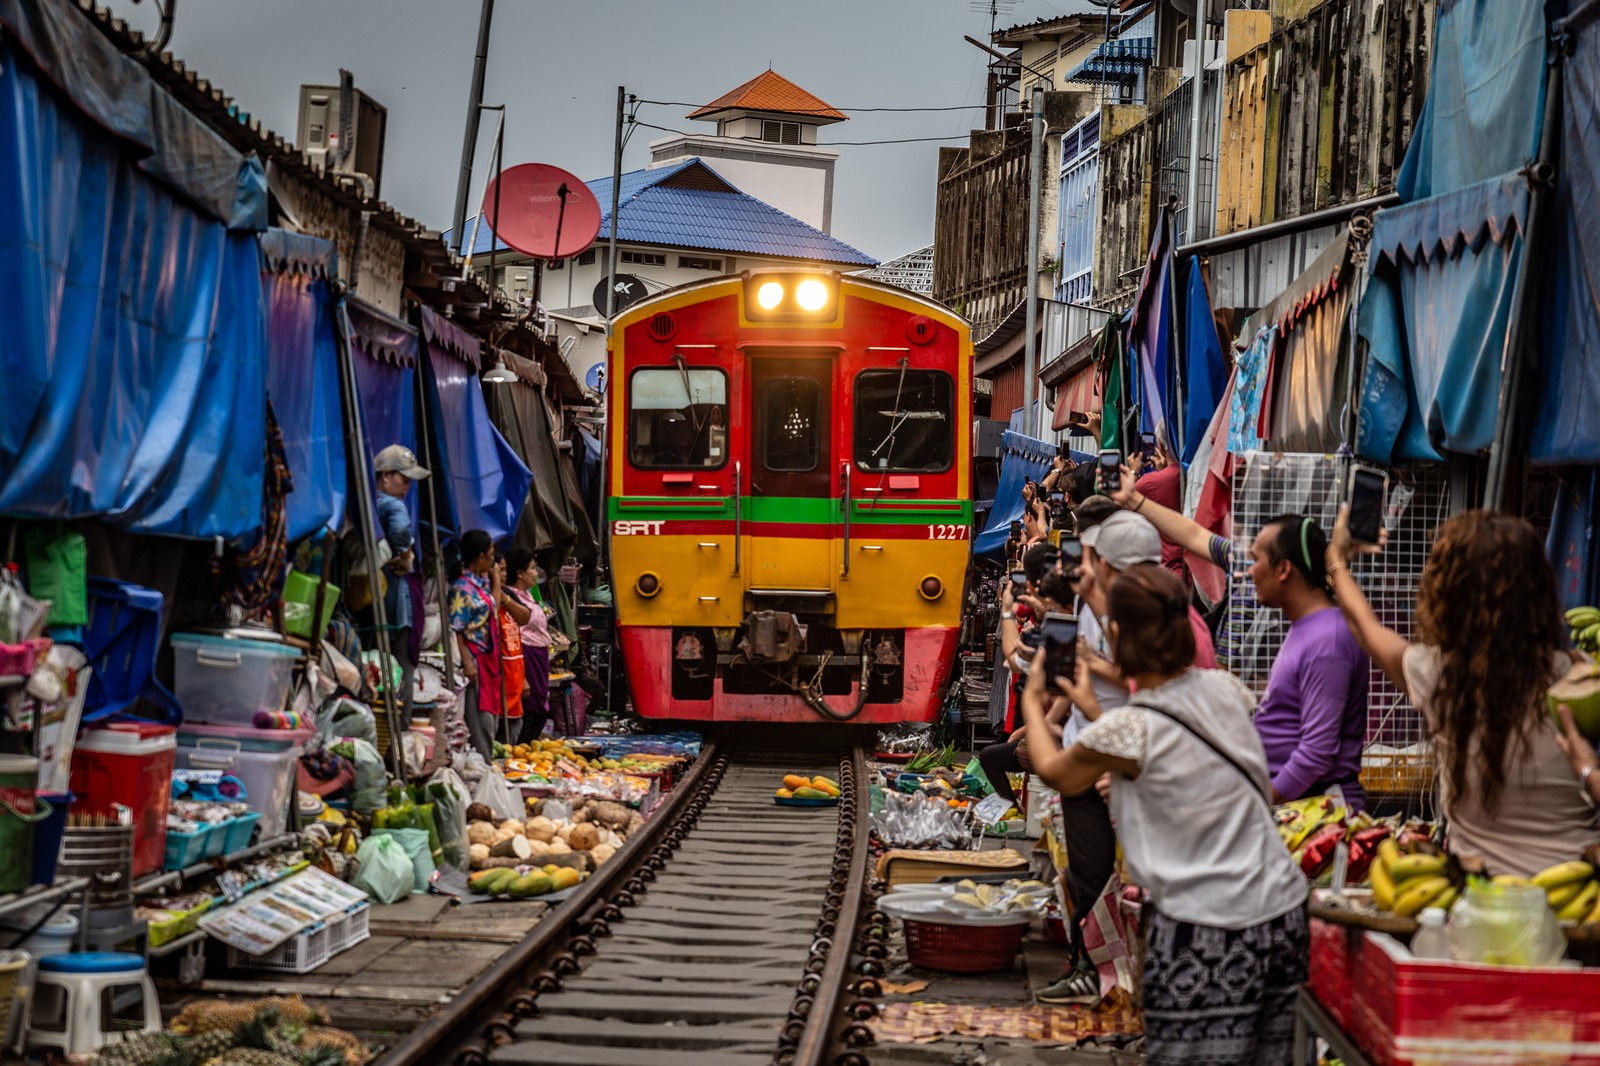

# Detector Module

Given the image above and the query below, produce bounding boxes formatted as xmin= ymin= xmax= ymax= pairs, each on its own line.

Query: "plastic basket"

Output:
xmin=0 ymin=951 xmax=32 ymax=1052
xmin=162 ymin=821 xmax=228 ymax=870
xmin=327 ymin=903 xmax=370 ymax=954
xmin=282 ymin=570 xmax=340 ymax=641
xmin=81 ymin=578 xmax=181 ymax=723
xmin=225 ymin=903 xmax=369 ymax=975
xmin=218 ymin=812 xmax=261 ymax=854
xmin=1360 ymin=752 xmax=1434 ymax=797
xmin=903 ymin=918 xmax=1027 ymax=973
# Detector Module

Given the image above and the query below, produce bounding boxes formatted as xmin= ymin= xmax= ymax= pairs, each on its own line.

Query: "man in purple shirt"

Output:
xmin=1112 ymin=466 xmax=1372 ymax=810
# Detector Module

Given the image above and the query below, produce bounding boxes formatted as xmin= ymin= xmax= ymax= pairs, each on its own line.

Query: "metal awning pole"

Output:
xmin=332 ymin=298 xmax=405 ymax=777
xmin=450 ymin=0 xmax=496 ymax=249
xmin=413 ymin=323 xmax=454 ymax=776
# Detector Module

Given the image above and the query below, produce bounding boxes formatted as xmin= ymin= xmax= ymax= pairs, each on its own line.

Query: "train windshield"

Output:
xmin=759 ymin=377 xmax=823 ymax=472
xmin=853 ymin=368 xmax=954 ymax=472
xmin=628 ymin=367 xmax=728 ymax=468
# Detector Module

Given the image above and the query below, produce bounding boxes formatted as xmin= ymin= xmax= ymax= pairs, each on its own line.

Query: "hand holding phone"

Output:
xmin=1009 ymin=570 xmax=1028 ymax=599
xmin=1097 ymin=449 xmax=1122 ymax=495
xmin=1347 ymin=467 xmax=1388 ymax=544
xmin=1041 ymin=612 xmax=1079 ymax=685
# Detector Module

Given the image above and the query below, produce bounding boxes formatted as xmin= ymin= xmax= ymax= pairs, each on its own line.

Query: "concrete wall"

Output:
xmin=648 ymin=134 xmax=839 ymax=232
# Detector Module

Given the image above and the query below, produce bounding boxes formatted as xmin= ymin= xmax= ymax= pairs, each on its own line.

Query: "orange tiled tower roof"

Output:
xmin=687 ymin=70 xmax=847 ymax=123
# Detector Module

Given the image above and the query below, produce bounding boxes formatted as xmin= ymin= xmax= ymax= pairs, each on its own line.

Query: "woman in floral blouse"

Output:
xmin=450 ymin=529 xmax=503 ymax=759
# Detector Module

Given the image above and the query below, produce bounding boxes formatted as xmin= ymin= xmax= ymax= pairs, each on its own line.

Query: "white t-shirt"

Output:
xmin=1077 ymin=669 xmax=1308 ymax=929
xmin=1065 ymin=605 xmax=1130 ymax=746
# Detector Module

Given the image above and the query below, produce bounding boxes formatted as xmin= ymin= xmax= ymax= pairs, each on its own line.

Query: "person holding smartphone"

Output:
xmin=1129 ymin=421 xmax=1186 ymax=582
xmin=1022 ymin=564 xmax=1309 ymax=1056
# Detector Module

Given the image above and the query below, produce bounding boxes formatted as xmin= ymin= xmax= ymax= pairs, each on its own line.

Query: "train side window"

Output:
xmin=759 ymin=377 xmax=822 ymax=472
xmin=853 ymin=368 xmax=954 ymax=472
xmin=628 ymin=367 xmax=728 ymax=469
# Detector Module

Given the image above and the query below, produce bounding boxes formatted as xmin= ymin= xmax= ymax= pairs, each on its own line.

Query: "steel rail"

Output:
xmin=378 ymin=738 xmax=725 ymax=1066
xmin=783 ymin=744 xmax=880 ymax=1066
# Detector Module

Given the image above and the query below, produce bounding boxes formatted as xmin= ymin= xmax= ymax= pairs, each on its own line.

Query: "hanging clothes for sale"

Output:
xmin=1127 ymin=205 xmax=1174 ymax=441
xmin=1093 ymin=318 xmax=1127 ymax=454
xmin=1181 ymin=259 xmax=1229 ymax=467
xmin=1228 ymin=326 xmax=1276 ymax=456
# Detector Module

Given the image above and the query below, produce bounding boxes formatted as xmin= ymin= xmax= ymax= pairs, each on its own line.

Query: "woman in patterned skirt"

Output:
xmin=1021 ymin=563 xmax=1308 ymax=1065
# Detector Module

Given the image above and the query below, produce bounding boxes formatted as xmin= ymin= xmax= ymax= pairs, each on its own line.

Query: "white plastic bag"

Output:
xmin=471 ymin=768 xmax=523 ymax=822
xmin=374 ymin=827 xmax=434 ymax=893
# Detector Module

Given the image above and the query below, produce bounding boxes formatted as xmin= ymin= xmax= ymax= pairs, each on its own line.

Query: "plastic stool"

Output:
xmin=25 ymin=952 xmax=158 ymax=1058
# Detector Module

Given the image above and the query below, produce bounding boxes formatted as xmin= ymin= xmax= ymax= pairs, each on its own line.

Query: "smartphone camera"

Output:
xmin=1009 ymin=569 xmax=1028 ymax=598
xmin=1041 ymin=611 xmax=1079 ymax=683
xmin=1348 ymin=466 xmax=1388 ymax=544
xmin=1097 ymin=449 xmax=1122 ymax=494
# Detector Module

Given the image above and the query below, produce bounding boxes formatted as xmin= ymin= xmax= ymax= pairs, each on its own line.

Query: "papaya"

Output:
xmin=508 ymin=873 xmax=553 ymax=899
xmin=549 ymin=867 xmax=581 ymax=891
xmin=468 ymin=869 xmax=503 ymax=894
xmin=776 ymin=788 xmax=794 ymax=798
xmin=793 ymin=786 xmax=831 ymax=800
xmin=810 ymin=776 xmax=841 ymax=797
xmin=475 ymin=868 xmax=519 ymax=896
xmin=782 ymin=774 xmax=812 ymax=791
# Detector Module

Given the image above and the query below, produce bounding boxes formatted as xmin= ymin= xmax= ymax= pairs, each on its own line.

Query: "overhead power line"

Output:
xmin=637 ymin=98 xmax=987 ymax=115
xmin=631 ymin=120 xmax=972 ymax=148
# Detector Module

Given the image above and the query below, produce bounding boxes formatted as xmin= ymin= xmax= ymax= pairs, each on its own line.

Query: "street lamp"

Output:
xmin=965 ymin=36 xmax=1052 ymax=440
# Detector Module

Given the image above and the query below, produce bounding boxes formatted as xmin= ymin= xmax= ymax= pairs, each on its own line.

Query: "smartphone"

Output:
xmin=1009 ymin=570 xmax=1028 ymax=598
xmin=1067 ymin=410 xmax=1089 ymax=428
xmin=1008 ymin=519 xmax=1023 ymax=540
xmin=1139 ymin=431 xmax=1157 ymax=461
xmin=1057 ymin=533 xmax=1082 ymax=562
xmin=1040 ymin=611 xmax=1079 ymax=684
xmin=1348 ymin=466 xmax=1388 ymax=544
xmin=1058 ymin=441 xmax=1071 ymax=460
xmin=1097 ymin=449 xmax=1122 ymax=494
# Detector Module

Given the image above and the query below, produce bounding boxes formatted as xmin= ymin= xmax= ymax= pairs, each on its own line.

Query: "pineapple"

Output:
xmin=186 ymin=1027 xmax=236 ymax=1062
xmin=215 ymin=1051 xmax=297 ymax=1066
xmin=92 ymin=1031 xmax=177 ymax=1064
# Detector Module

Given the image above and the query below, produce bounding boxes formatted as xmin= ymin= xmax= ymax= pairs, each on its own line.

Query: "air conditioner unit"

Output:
xmin=297 ymin=71 xmax=388 ymax=197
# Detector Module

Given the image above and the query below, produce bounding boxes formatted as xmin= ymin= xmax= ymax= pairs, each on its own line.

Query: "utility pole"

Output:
xmin=1183 ymin=1 xmax=1209 ymax=244
xmin=1023 ymin=83 xmax=1044 ymax=439
xmin=450 ymin=0 xmax=495 ymax=251
xmin=606 ymin=87 xmax=625 ymax=325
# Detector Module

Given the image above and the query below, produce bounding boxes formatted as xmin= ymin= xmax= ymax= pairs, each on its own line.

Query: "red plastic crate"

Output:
xmin=70 ymin=722 xmax=175 ymax=877
xmin=1309 ymin=918 xmax=1360 ymax=1031
xmin=1353 ymin=931 xmax=1600 ymax=1065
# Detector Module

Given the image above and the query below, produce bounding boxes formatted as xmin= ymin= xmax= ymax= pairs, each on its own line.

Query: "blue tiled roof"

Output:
xmin=1064 ymin=36 xmax=1155 ymax=83
xmin=444 ymin=159 xmax=876 ymax=266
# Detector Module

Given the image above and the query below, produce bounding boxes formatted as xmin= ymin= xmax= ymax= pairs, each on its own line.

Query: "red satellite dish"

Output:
xmin=481 ymin=163 xmax=602 ymax=259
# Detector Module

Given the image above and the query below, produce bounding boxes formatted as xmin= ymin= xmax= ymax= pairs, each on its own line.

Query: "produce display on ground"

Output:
xmin=89 ymin=997 xmax=370 ymax=1065
xmin=774 ymin=773 xmax=841 ymax=800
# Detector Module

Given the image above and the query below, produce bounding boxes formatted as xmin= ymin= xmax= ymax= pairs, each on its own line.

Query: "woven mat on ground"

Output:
xmin=871 ymin=989 xmax=1142 ymax=1044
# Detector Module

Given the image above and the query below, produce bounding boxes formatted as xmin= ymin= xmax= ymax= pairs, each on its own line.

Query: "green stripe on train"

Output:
xmin=607 ymin=496 xmax=973 ymax=524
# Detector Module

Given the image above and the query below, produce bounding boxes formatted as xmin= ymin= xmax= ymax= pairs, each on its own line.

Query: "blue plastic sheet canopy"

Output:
xmin=973 ymin=432 xmax=1062 ymax=559
xmin=262 ymin=231 xmax=346 ymax=542
xmin=1354 ymin=0 xmax=1546 ymax=465
xmin=419 ymin=307 xmax=534 ymax=545
xmin=1181 ymin=257 xmax=1228 ymax=466
xmin=1531 ymin=0 xmax=1600 ymax=463
xmin=342 ymin=298 xmax=419 ymax=532
xmin=0 ymin=34 xmax=268 ymax=540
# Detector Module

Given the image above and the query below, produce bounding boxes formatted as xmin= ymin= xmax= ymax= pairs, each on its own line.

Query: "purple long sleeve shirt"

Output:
xmin=1254 ymin=607 xmax=1369 ymax=809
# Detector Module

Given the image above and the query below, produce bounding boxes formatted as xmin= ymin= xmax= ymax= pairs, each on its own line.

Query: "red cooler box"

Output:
xmin=70 ymin=723 xmax=176 ymax=877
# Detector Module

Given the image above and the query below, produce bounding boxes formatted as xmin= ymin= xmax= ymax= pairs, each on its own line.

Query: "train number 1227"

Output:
xmin=927 ymin=524 xmax=970 ymax=540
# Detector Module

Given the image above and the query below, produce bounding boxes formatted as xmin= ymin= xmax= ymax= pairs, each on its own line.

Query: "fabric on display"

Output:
xmin=262 ymin=230 xmax=346 ymax=542
xmin=1093 ymin=317 xmax=1127 ymax=454
xmin=482 ymin=350 xmax=578 ymax=556
xmin=1128 ymin=206 xmax=1173 ymax=440
xmin=1253 ymin=233 xmax=1351 ymax=455
xmin=0 ymin=37 xmax=268 ymax=540
xmin=1531 ymin=2 xmax=1600 ymax=462
xmin=1228 ymin=326 xmax=1276 ymax=456
xmin=1180 ymin=259 xmax=1228 ymax=466
xmin=1546 ymin=469 xmax=1600 ymax=612
xmin=212 ymin=405 xmax=293 ymax=616
xmin=1355 ymin=174 xmax=1526 ymax=464
xmin=419 ymin=307 xmax=533 ymax=545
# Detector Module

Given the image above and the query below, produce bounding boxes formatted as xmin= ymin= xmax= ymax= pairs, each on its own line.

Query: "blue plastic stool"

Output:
xmin=79 ymin=578 xmax=180 ymax=723
xmin=27 ymin=952 xmax=158 ymax=1057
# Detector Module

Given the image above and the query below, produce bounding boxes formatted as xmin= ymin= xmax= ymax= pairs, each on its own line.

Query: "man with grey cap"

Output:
xmin=1080 ymin=509 xmax=1217 ymax=672
xmin=373 ymin=444 xmax=429 ymax=724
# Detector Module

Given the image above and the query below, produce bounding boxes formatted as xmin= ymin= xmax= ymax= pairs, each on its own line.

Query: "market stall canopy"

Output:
xmin=0 ymin=30 xmax=267 ymax=540
xmin=1531 ymin=1 xmax=1600 ymax=464
xmin=0 ymin=0 xmax=266 ymax=230
xmin=973 ymin=432 xmax=1057 ymax=559
xmin=1251 ymin=231 xmax=1351 ymax=455
xmin=342 ymin=298 xmax=419 ymax=534
xmin=419 ymin=306 xmax=533 ymax=545
xmin=1354 ymin=0 xmax=1545 ymax=466
xmin=482 ymin=348 xmax=579 ymax=556
xmin=262 ymin=230 xmax=345 ymax=542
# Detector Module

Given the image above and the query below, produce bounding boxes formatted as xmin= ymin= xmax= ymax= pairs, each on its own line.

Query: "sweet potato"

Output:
xmin=588 ymin=801 xmax=632 ymax=831
xmin=466 ymin=822 xmax=499 ymax=847
xmin=468 ymin=843 xmax=491 ymax=868
xmin=568 ymin=823 xmax=600 ymax=852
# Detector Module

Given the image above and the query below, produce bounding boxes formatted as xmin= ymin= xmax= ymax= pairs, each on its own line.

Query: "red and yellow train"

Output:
xmin=606 ymin=271 xmax=972 ymax=724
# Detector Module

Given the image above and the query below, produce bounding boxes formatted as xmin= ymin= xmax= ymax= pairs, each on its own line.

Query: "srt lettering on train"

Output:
xmin=613 ymin=520 xmax=665 ymax=536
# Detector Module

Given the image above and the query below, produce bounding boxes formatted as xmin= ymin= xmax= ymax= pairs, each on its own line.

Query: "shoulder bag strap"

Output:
xmin=1129 ymin=695 xmax=1272 ymax=809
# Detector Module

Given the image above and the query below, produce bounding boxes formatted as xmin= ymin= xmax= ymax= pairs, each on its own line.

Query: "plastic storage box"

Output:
xmin=69 ymin=723 xmax=176 ymax=877
xmin=171 ymin=633 xmax=299 ymax=727
xmin=175 ymin=729 xmax=309 ymax=838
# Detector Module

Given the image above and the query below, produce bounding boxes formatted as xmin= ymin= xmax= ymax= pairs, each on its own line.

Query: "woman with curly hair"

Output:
xmin=1327 ymin=507 xmax=1600 ymax=879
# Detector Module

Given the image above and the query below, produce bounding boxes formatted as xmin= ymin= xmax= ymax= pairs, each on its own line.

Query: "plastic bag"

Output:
xmin=351 ymin=834 xmax=413 ymax=904
xmin=333 ymin=738 xmax=388 ymax=813
xmin=471 ymin=768 xmax=524 ymax=822
xmin=319 ymin=696 xmax=377 ymax=748
xmin=429 ymin=768 xmax=471 ymax=872
xmin=374 ymin=827 xmax=434 ymax=893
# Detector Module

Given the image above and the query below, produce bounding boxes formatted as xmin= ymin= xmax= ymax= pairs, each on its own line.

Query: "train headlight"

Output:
xmin=636 ymin=572 xmax=661 ymax=598
xmin=795 ymin=278 xmax=829 ymax=312
xmin=919 ymin=575 xmax=944 ymax=601
xmin=756 ymin=281 xmax=785 ymax=310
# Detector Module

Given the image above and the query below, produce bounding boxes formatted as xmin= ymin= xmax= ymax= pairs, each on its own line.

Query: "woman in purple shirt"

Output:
xmin=1113 ymin=466 xmax=1370 ymax=808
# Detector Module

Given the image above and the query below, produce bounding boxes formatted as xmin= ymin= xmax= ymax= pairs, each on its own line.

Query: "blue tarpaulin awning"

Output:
xmin=0 ymin=35 xmax=267 ymax=540
xmin=342 ymin=298 xmax=419 ymax=535
xmin=262 ymin=230 xmax=345 ymax=542
xmin=973 ymin=432 xmax=1088 ymax=559
xmin=419 ymin=306 xmax=533 ymax=545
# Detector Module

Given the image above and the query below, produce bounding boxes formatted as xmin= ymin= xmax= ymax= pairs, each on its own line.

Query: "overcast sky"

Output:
xmin=110 ymin=0 xmax=1095 ymax=262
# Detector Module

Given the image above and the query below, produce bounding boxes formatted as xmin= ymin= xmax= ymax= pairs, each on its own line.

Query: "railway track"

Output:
xmin=381 ymin=739 xmax=883 ymax=1066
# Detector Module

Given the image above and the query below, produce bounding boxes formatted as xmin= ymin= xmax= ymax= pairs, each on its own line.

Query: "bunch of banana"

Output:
xmin=1567 ymin=606 xmax=1600 ymax=654
xmin=1370 ymin=838 xmax=1461 ymax=917
xmin=1516 ymin=860 xmax=1600 ymax=923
